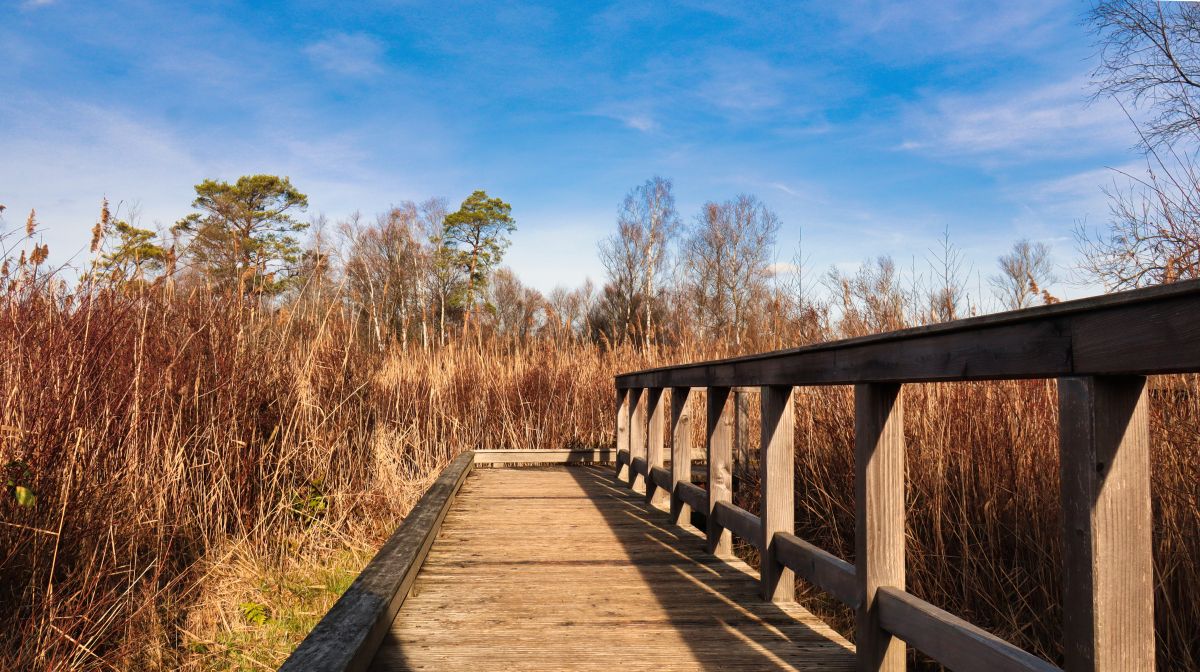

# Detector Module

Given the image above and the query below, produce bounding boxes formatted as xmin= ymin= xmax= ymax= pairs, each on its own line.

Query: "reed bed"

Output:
xmin=0 ymin=283 xmax=1197 ymax=669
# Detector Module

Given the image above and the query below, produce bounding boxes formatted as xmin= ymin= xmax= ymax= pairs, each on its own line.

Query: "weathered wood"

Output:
xmin=650 ymin=465 xmax=672 ymax=493
xmin=645 ymin=387 xmax=666 ymax=503
xmin=760 ymin=385 xmax=795 ymax=603
xmin=282 ymin=452 xmax=473 ymax=672
xmin=630 ymin=457 xmax=648 ymax=479
xmin=614 ymin=449 xmax=630 ymax=481
xmin=734 ymin=388 xmax=752 ymax=466
xmin=855 ymin=383 xmax=905 ymax=672
xmin=669 ymin=387 xmax=693 ymax=525
xmin=616 ymin=388 xmax=629 ymax=480
xmin=1058 ymin=376 xmax=1154 ymax=672
xmin=474 ymin=449 xmax=614 ymax=466
xmin=877 ymin=587 xmax=1061 ymax=672
xmin=372 ymin=467 xmax=855 ymax=671
xmin=775 ymin=532 xmax=861 ymax=609
xmin=676 ymin=481 xmax=708 ymax=517
xmin=706 ymin=387 xmax=734 ymax=558
xmin=628 ymin=388 xmax=646 ymax=489
xmin=713 ymin=500 xmax=762 ymax=550
xmin=615 ymin=279 xmax=1200 ymax=388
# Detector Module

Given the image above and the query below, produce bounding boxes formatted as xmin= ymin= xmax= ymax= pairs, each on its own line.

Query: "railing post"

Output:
xmin=670 ymin=387 xmax=693 ymax=525
xmin=706 ymin=386 xmax=734 ymax=557
xmin=760 ymin=385 xmax=795 ymax=603
xmin=629 ymin=388 xmax=646 ymax=490
xmin=645 ymin=387 xmax=666 ymax=503
xmin=734 ymin=387 xmax=751 ymax=470
xmin=855 ymin=383 xmax=905 ymax=672
xmin=615 ymin=387 xmax=629 ymax=481
xmin=1058 ymin=376 xmax=1154 ymax=672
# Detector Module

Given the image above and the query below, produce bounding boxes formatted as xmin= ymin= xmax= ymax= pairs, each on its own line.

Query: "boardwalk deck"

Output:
xmin=369 ymin=466 xmax=854 ymax=671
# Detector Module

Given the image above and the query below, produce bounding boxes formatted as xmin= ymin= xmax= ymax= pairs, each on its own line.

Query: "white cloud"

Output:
xmin=900 ymin=79 xmax=1137 ymax=164
xmin=305 ymin=32 xmax=385 ymax=78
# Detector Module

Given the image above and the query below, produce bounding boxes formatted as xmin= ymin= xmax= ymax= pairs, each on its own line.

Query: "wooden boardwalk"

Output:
xmin=370 ymin=467 xmax=854 ymax=671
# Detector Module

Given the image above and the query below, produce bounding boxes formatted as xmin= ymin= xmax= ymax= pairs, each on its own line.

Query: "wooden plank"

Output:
xmin=714 ymin=500 xmax=762 ymax=550
xmin=615 ymin=388 xmax=629 ymax=480
xmin=760 ymin=385 xmax=795 ymax=603
xmin=677 ymin=481 xmax=707 ymax=516
xmin=372 ymin=466 xmax=855 ymax=671
xmin=669 ymin=387 xmax=693 ymax=525
xmin=706 ymin=387 xmax=734 ymax=558
xmin=855 ymin=383 xmax=905 ymax=672
xmin=614 ymin=279 xmax=1200 ymax=388
xmin=282 ymin=452 xmax=473 ymax=672
xmin=1058 ymin=376 xmax=1154 ymax=672
xmin=775 ymin=532 xmax=861 ymax=609
xmin=645 ymin=387 xmax=666 ymax=503
xmin=474 ymin=449 xmax=615 ymax=466
xmin=628 ymin=388 xmax=646 ymax=489
xmin=615 ymin=449 xmax=630 ymax=479
xmin=877 ymin=587 xmax=1061 ymax=672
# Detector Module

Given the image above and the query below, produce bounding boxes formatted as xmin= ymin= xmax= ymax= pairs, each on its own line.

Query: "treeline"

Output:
xmin=6 ymin=173 xmax=1081 ymax=359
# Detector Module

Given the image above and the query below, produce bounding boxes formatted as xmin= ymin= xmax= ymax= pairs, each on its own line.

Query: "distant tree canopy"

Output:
xmin=440 ymin=190 xmax=516 ymax=333
xmin=173 ymin=174 xmax=309 ymax=294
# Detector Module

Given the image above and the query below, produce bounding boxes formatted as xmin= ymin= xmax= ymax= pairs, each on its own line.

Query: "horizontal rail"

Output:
xmin=281 ymin=452 xmax=474 ymax=672
xmin=713 ymin=500 xmax=761 ymax=549
xmin=774 ymin=532 xmax=861 ymax=609
xmin=616 ymin=278 xmax=1200 ymax=388
xmin=877 ymin=587 xmax=1061 ymax=672
xmin=630 ymin=456 xmax=648 ymax=477
xmin=650 ymin=465 xmax=672 ymax=492
xmin=473 ymin=448 xmax=614 ymax=466
xmin=677 ymin=481 xmax=707 ymax=513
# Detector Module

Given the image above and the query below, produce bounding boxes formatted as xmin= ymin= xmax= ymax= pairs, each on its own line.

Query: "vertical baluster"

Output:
xmin=628 ymin=388 xmax=646 ymax=490
xmin=855 ymin=383 xmax=905 ymax=672
xmin=760 ymin=385 xmax=795 ymax=603
xmin=670 ymin=387 xmax=693 ymax=525
xmin=706 ymin=387 xmax=734 ymax=557
xmin=645 ymin=387 xmax=666 ymax=503
xmin=615 ymin=387 xmax=629 ymax=481
xmin=1058 ymin=376 xmax=1154 ymax=672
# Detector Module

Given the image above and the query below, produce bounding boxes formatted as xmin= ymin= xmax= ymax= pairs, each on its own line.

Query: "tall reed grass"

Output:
xmin=1 ymin=279 xmax=1196 ymax=668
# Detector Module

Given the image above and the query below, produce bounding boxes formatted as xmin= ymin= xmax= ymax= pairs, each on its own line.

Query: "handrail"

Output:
xmin=280 ymin=452 xmax=474 ymax=672
xmin=617 ymin=277 xmax=1200 ymax=388
xmin=612 ymin=281 xmax=1191 ymax=672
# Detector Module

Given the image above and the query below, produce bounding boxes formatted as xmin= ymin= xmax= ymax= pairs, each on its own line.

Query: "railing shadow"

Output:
xmin=564 ymin=465 xmax=854 ymax=671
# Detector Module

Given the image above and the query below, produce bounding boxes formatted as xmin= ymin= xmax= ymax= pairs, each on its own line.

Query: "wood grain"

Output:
xmin=1058 ymin=376 xmax=1153 ymax=672
xmin=714 ymin=500 xmax=762 ymax=550
xmin=670 ymin=387 xmax=693 ymax=526
xmin=615 ymin=279 xmax=1200 ymax=388
xmin=474 ymin=449 xmax=614 ymax=466
xmin=371 ymin=467 xmax=854 ymax=671
xmin=616 ymin=388 xmax=629 ymax=480
xmin=760 ymin=385 xmax=795 ymax=603
xmin=629 ymin=388 xmax=646 ymax=490
xmin=706 ymin=387 xmax=734 ymax=558
xmin=876 ymin=587 xmax=1060 ymax=672
xmin=282 ymin=453 xmax=473 ymax=672
xmin=646 ymin=387 xmax=666 ymax=504
xmin=774 ymin=532 xmax=860 ymax=609
xmin=855 ymin=383 xmax=905 ymax=672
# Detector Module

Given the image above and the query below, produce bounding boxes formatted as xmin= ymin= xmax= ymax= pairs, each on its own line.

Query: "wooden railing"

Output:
xmin=614 ymin=279 xmax=1200 ymax=672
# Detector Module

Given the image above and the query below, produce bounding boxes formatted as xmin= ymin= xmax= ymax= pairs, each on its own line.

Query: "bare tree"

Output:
xmin=827 ymin=256 xmax=909 ymax=338
xmin=1090 ymin=0 xmax=1200 ymax=149
xmin=924 ymin=227 xmax=969 ymax=323
xmin=990 ymin=239 xmax=1056 ymax=309
xmin=682 ymin=195 xmax=780 ymax=347
xmin=598 ymin=177 xmax=680 ymax=346
xmin=486 ymin=267 xmax=545 ymax=344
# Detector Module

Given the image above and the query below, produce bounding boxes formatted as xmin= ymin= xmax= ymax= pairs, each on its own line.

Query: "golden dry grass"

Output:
xmin=0 ymin=283 xmax=1197 ymax=669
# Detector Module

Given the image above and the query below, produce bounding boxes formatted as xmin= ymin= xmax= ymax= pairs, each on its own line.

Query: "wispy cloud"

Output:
xmin=899 ymin=79 xmax=1136 ymax=164
xmin=305 ymin=32 xmax=385 ymax=78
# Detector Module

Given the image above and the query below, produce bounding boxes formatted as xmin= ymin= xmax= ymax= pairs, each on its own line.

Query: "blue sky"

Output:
xmin=1 ymin=1 xmax=1143 ymax=303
